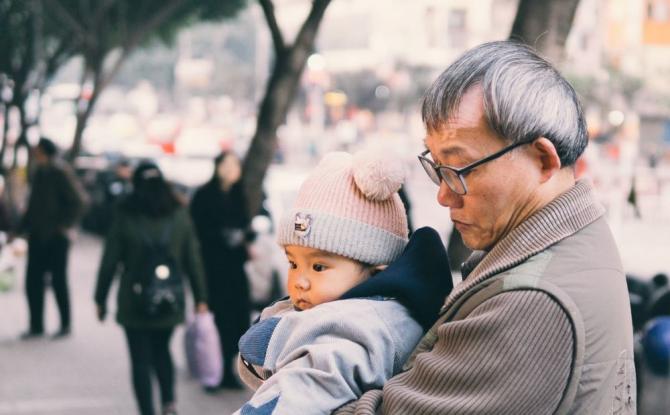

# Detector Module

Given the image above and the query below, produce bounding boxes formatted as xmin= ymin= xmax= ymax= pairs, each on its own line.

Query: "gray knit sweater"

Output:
xmin=335 ymin=180 xmax=636 ymax=414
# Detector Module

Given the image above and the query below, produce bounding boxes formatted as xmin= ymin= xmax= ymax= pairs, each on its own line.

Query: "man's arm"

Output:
xmin=93 ymin=212 xmax=124 ymax=312
xmin=336 ymin=290 xmax=574 ymax=415
xmin=57 ymin=165 xmax=88 ymax=228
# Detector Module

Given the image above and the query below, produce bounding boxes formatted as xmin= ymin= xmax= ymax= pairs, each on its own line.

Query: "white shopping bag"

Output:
xmin=184 ymin=311 xmax=223 ymax=387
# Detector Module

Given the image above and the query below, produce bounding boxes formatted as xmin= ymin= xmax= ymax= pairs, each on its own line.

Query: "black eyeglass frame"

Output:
xmin=418 ymin=140 xmax=533 ymax=195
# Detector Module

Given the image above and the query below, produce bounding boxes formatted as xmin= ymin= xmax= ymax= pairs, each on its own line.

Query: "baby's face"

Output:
xmin=285 ymin=245 xmax=371 ymax=310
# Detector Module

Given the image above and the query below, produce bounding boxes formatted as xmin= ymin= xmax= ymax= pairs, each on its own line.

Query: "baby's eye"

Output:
xmin=288 ymin=261 xmax=297 ymax=270
xmin=312 ymin=264 xmax=327 ymax=272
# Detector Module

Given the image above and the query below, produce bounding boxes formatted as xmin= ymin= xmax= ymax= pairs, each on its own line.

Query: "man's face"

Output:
xmin=33 ymin=147 xmax=48 ymax=165
xmin=116 ymin=164 xmax=132 ymax=181
xmin=217 ymin=155 xmax=241 ymax=185
xmin=424 ymin=87 xmax=541 ymax=251
xmin=285 ymin=245 xmax=371 ymax=310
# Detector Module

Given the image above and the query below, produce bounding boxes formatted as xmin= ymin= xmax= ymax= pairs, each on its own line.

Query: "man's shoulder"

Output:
xmin=548 ymin=215 xmax=622 ymax=273
xmin=46 ymin=159 xmax=73 ymax=174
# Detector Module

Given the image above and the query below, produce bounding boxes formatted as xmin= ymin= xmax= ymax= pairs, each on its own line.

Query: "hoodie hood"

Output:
xmin=340 ymin=227 xmax=453 ymax=330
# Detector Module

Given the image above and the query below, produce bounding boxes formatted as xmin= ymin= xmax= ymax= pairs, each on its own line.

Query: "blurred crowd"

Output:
xmin=0 ymin=137 xmax=284 ymax=415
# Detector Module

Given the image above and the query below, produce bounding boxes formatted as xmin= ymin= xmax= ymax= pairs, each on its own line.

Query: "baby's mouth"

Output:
xmin=294 ymin=299 xmax=311 ymax=310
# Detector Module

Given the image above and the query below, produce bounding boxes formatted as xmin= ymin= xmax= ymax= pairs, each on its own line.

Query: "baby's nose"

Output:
xmin=295 ymin=276 xmax=310 ymax=290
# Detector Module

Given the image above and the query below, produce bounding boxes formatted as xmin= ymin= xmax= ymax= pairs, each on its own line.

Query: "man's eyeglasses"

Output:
xmin=418 ymin=140 xmax=532 ymax=195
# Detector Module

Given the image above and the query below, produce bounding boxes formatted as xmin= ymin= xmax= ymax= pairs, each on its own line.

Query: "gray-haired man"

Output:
xmin=336 ymin=41 xmax=636 ymax=414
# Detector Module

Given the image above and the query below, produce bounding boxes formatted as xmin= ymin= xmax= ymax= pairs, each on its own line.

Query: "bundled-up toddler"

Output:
xmin=234 ymin=151 xmax=453 ymax=415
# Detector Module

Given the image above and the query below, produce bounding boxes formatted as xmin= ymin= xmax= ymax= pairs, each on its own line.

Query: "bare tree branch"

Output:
xmin=49 ymin=0 xmax=88 ymax=41
xmin=45 ymin=40 xmax=74 ymax=80
xmin=93 ymin=0 xmax=119 ymax=26
xmin=259 ymin=0 xmax=285 ymax=55
xmin=120 ymin=0 xmax=186 ymax=53
xmin=95 ymin=0 xmax=185 ymax=97
xmin=289 ymin=0 xmax=331 ymax=70
xmin=509 ymin=0 xmax=580 ymax=63
xmin=242 ymin=0 xmax=332 ymax=216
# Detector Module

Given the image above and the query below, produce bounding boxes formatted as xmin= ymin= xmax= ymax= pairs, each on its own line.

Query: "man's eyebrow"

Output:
xmin=422 ymin=140 xmax=469 ymax=158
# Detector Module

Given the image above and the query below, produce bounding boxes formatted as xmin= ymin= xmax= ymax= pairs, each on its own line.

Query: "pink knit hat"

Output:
xmin=277 ymin=150 xmax=409 ymax=265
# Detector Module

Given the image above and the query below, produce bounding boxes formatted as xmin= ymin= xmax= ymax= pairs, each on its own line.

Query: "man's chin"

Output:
xmin=460 ymin=233 xmax=492 ymax=252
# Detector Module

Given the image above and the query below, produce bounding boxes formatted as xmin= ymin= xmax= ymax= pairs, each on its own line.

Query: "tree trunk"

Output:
xmin=69 ymin=101 xmax=95 ymax=161
xmin=0 ymin=104 xmax=10 ymax=170
xmin=242 ymin=55 xmax=306 ymax=217
xmin=509 ymin=0 xmax=581 ymax=63
xmin=68 ymin=64 xmax=103 ymax=161
xmin=242 ymin=0 xmax=331 ymax=218
xmin=12 ymin=103 xmax=29 ymax=169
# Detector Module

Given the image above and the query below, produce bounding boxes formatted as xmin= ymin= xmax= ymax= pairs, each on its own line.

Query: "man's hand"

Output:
xmin=196 ymin=302 xmax=209 ymax=314
xmin=96 ymin=304 xmax=106 ymax=322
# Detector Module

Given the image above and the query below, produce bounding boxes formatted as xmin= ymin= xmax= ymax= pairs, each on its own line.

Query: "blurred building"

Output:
xmin=276 ymin=0 xmax=517 ymax=72
xmin=565 ymin=0 xmax=670 ymax=160
xmin=567 ymin=0 xmax=670 ymax=91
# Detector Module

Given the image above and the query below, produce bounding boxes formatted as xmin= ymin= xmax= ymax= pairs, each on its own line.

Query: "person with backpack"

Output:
xmin=94 ymin=162 xmax=208 ymax=415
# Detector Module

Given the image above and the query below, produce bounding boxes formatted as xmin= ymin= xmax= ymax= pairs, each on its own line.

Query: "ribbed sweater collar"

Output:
xmin=442 ymin=179 xmax=605 ymax=313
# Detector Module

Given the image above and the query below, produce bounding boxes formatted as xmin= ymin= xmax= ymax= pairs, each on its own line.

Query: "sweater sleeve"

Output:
xmin=57 ymin=165 xmax=88 ymax=228
xmin=335 ymin=290 xmax=574 ymax=415
xmin=236 ymin=300 xmax=416 ymax=415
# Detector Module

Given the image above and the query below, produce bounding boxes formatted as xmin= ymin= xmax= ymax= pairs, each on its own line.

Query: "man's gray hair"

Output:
xmin=422 ymin=41 xmax=587 ymax=167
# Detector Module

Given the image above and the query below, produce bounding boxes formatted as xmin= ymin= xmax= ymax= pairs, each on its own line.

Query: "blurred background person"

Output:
xmin=190 ymin=151 xmax=251 ymax=389
xmin=94 ymin=162 xmax=209 ymax=415
xmin=80 ymin=158 xmax=134 ymax=236
xmin=99 ymin=158 xmax=134 ymax=231
xmin=0 ymin=174 xmax=12 ymax=233
xmin=19 ymin=137 xmax=87 ymax=339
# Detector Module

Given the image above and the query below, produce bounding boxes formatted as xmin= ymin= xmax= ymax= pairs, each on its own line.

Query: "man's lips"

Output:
xmin=452 ymin=219 xmax=471 ymax=232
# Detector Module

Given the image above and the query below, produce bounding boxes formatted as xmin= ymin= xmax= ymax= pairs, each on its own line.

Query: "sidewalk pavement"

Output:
xmin=0 ymin=233 xmax=250 ymax=415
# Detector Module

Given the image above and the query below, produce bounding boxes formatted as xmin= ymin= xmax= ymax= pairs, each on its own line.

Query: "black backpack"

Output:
xmin=136 ymin=220 xmax=185 ymax=318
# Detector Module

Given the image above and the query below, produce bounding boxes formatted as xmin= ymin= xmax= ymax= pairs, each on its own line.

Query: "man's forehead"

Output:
xmin=423 ymin=123 xmax=484 ymax=154
xmin=422 ymin=138 xmax=472 ymax=158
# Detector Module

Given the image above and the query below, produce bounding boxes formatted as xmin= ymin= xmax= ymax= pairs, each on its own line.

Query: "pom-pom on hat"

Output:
xmin=277 ymin=150 xmax=409 ymax=265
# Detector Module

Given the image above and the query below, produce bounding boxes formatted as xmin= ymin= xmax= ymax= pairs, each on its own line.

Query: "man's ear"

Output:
xmin=530 ymin=137 xmax=562 ymax=183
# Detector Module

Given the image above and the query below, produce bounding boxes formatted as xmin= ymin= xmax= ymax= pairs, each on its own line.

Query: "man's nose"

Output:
xmin=437 ymin=181 xmax=464 ymax=208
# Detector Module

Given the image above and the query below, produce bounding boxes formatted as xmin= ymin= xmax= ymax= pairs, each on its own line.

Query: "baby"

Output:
xmin=234 ymin=150 xmax=452 ymax=414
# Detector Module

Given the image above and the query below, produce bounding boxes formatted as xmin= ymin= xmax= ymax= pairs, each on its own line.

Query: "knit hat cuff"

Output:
xmin=277 ymin=209 xmax=408 ymax=265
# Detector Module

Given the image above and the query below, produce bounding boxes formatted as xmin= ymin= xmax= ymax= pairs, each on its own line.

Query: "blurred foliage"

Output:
xmin=44 ymin=0 xmax=247 ymax=70
xmin=0 ymin=0 xmax=247 ymax=158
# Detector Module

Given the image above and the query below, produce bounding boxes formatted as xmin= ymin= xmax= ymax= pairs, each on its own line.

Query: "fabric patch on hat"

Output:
xmin=293 ymin=213 xmax=312 ymax=238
